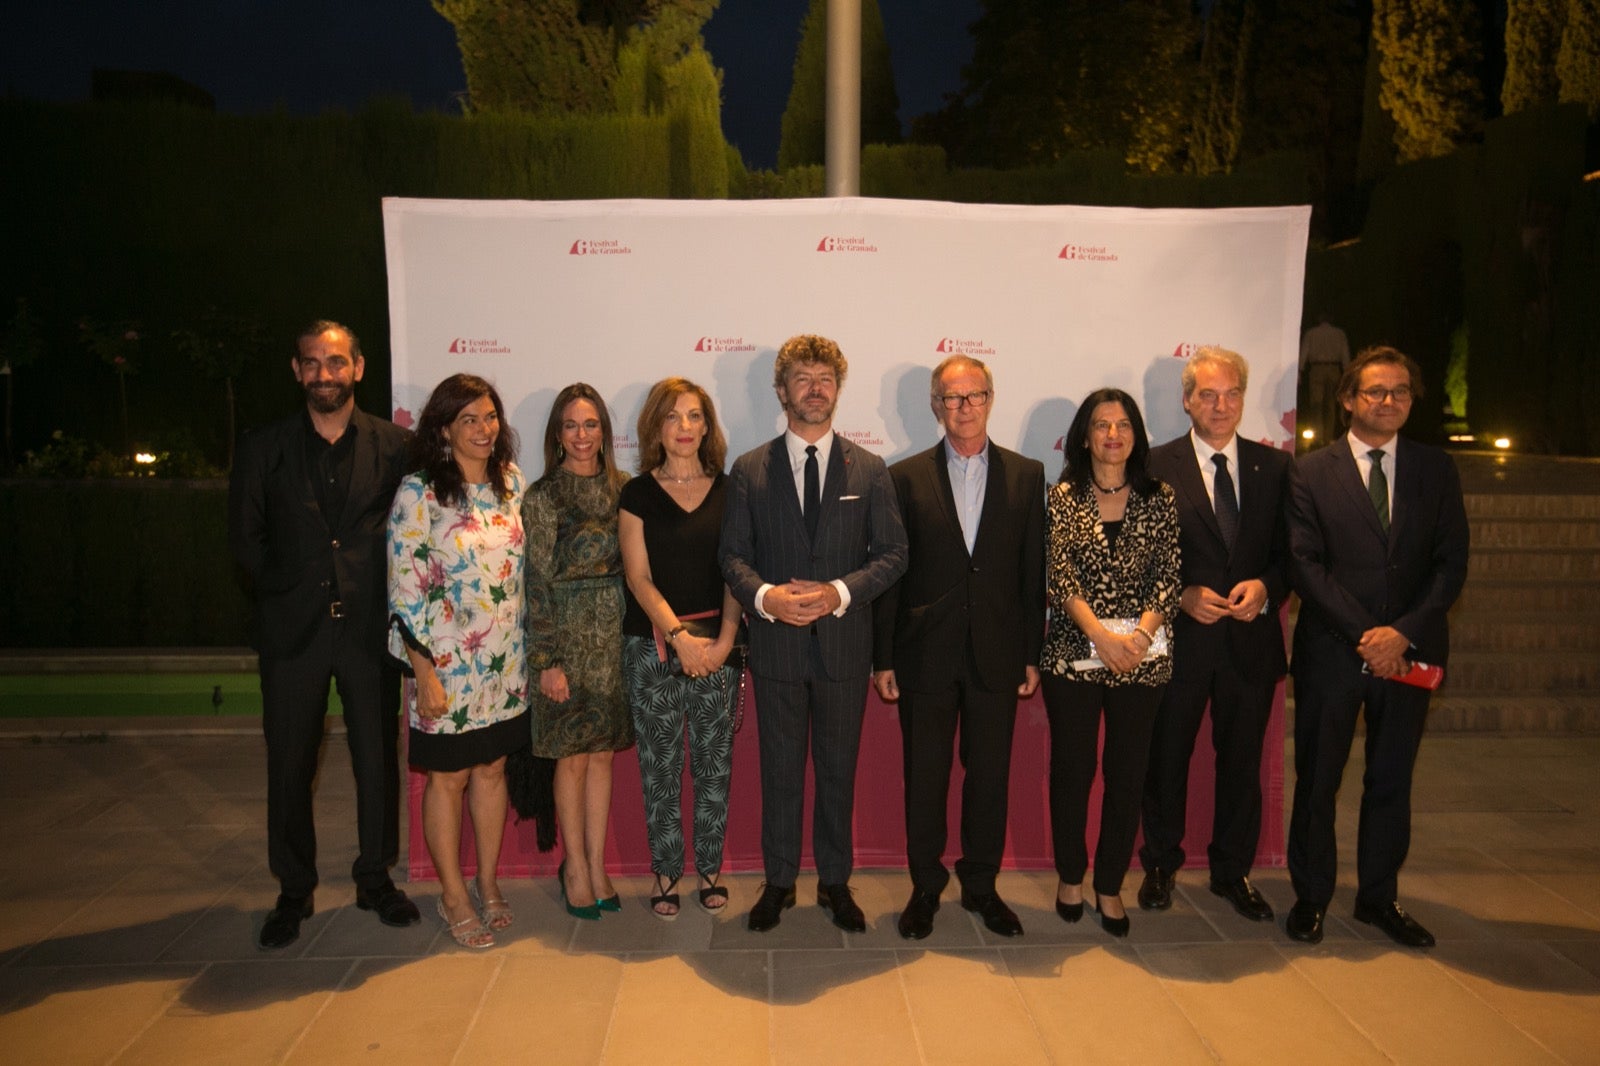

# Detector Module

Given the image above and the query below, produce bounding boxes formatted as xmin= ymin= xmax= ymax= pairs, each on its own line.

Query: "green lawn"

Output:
xmin=0 ymin=674 xmax=345 ymax=718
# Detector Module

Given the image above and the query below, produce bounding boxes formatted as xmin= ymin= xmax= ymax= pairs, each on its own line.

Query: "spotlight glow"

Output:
xmin=1492 ymin=438 xmax=1511 ymax=450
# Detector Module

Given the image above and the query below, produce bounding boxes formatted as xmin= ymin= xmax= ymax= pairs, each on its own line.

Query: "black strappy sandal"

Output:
xmin=650 ymin=874 xmax=680 ymax=921
xmin=697 ymin=873 xmax=729 ymax=913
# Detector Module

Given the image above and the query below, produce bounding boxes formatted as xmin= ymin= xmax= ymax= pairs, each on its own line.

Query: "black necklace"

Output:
xmin=1093 ymin=478 xmax=1128 ymax=495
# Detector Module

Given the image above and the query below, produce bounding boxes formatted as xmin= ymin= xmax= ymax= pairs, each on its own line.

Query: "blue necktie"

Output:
xmin=1212 ymin=453 xmax=1238 ymax=551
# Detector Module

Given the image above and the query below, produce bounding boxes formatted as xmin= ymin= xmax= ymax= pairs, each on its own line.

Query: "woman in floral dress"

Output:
xmin=388 ymin=373 xmax=527 ymax=948
xmin=523 ymin=383 xmax=633 ymax=920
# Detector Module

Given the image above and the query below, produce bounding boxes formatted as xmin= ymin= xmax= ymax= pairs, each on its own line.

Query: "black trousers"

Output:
xmin=898 ymin=658 xmax=1018 ymax=897
xmin=260 ymin=614 xmax=401 ymax=899
xmin=751 ymin=641 xmax=870 ymax=887
xmin=1042 ymin=674 xmax=1163 ymax=897
xmin=1288 ymin=643 xmax=1430 ymax=909
xmin=1139 ymin=665 xmax=1276 ymax=881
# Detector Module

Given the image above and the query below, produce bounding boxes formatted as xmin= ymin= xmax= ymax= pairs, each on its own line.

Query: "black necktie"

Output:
xmin=803 ymin=444 xmax=820 ymax=541
xmin=1212 ymin=453 xmax=1238 ymax=551
xmin=1367 ymin=448 xmax=1389 ymax=533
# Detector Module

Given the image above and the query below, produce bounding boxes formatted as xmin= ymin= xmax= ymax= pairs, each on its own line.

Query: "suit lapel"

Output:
xmin=290 ymin=413 xmax=330 ymax=535
xmin=929 ymin=443 xmax=965 ymax=556
xmin=1172 ymin=436 xmax=1226 ymax=551
xmin=970 ymin=442 xmax=1009 ymax=560
xmin=1333 ymin=437 xmax=1388 ymax=542
xmin=765 ymin=436 xmax=805 ymax=534
xmin=814 ymin=433 xmax=849 ymax=540
xmin=335 ymin=409 xmax=373 ymax=533
xmin=1388 ymin=437 xmax=1419 ymax=559
xmin=1236 ymin=438 xmax=1269 ymax=538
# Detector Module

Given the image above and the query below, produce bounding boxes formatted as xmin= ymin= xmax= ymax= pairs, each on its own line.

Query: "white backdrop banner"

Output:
xmin=383 ymin=197 xmax=1309 ymax=470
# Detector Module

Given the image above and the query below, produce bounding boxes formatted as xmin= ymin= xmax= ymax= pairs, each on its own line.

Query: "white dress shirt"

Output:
xmin=753 ymin=429 xmax=851 ymax=621
xmin=1347 ymin=431 xmax=1395 ymax=517
xmin=1189 ymin=429 xmax=1241 ymax=511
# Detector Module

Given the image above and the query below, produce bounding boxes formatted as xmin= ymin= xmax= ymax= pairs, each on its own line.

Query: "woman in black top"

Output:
xmin=619 ymin=377 xmax=743 ymax=919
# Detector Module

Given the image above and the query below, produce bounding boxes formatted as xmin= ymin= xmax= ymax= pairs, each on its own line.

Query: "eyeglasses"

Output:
xmin=1195 ymin=389 xmax=1244 ymax=407
xmin=938 ymin=390 xmax=991 ymax=410
xmin=1356 ymin=386 xmax=1413 ymax=403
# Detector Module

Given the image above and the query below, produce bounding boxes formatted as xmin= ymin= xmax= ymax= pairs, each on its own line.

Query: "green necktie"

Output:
xmin=1367 ymin=448 xmax=1389 ymax=533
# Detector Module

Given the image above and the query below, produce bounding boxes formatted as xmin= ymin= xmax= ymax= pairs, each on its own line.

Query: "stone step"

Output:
xmin=1468 ymin=548 xmax=1600 ymax=580
xmin=1423 ymin=694 xmax=1600 ymax=734
xmin=1449 ymin=614 xmax=1600 ymax=653
xmin=1444 ymin=652 xmax=1600 ymax=694
xmin=1467 ymin=518 xmax=1600 ymax=549
xmin=0 ymin=648 xmax=257 ymax=674
xmin=1452 ymin=580 xmax=1599 ymax=613
xmin=1463 ymin=492 xmax=1600 ymax=519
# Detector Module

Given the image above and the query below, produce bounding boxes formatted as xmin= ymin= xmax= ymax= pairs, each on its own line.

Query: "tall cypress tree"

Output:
xmin=1503 ymin=0 xmax=1564 ymax=114
xmin=777 ymin=0 xmax=902 ymax=171
xmin=1372 ymin=0 xmax=1484 ymax=163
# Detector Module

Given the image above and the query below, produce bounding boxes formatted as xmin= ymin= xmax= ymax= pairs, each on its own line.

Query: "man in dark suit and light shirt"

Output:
xmin=1284 ymin=345 xmax=1469 ymax=948
xmin=228 ymin=320 xmax=420 ymax=949
xmin=1137 ymin=346 xmax=1292 ymax=923
xmin=720 ymin=334 xmax=908 ymax=933
xmin=873 ymin=354 xmax=1045 ymax=940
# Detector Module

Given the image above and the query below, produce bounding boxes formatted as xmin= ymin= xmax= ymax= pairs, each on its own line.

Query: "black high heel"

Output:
xmin=1093 ymin=894 xmax=1130 ymax=938
xmin=1055 ymin=898 xmax=1084 ymax=923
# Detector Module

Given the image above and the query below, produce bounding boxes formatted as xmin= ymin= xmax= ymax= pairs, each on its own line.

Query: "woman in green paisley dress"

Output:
xmin=523 ymin=383 xmax=633 ymax=919
xmin=388 ymin=373 xmax=527 ymax=949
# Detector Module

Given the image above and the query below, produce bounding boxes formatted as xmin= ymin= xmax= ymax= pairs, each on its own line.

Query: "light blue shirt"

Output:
xmin=945 ymin=436 xmax=989 ymax=554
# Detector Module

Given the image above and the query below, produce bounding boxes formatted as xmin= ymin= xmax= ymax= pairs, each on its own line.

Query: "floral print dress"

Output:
xmin=387 ymin=466 xmax=528 ymax=738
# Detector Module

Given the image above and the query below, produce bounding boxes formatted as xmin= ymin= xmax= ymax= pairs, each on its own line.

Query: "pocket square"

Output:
xmin=838 ymin=494 xmax=861 ymax=501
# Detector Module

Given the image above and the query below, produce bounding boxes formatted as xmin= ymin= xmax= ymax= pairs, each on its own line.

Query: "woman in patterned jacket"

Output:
xmin=1040 ymin=387 xmax=1180 ymax=939
xmin=618 ymin=378 xmax=742 ymax=919
xmin=388 ymin=373 xmax=527 ymax=949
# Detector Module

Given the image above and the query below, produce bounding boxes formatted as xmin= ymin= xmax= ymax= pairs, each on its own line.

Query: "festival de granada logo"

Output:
xmin=838 ymin=427 xmax=888 ymax=448
xmin=692 ymin=335 xmax=758 ymax=354
xmin=816 ymin=235 xmax=879 ymax=253
xmin=568 ymin=238 xmax=633 ymax=256
xmin=934 ymin=337 xmax=997 ymax=357
xmin=447 ymin=337 xmax=512 ymax=356
xmin=1057 ymin=242 xmax=1119 ymax=262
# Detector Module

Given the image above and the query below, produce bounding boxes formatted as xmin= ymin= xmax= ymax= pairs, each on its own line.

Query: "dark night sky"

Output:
xmin=0 ymin=1 xmax=980 ymax=170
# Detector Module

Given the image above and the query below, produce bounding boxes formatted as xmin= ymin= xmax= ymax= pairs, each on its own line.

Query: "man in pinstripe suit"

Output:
xmin=720 ymin=334 xmax=909 ymax=933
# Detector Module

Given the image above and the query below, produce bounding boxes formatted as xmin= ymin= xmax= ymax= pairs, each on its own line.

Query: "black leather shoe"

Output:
xmin=1055 ymin=898 xmax=1084 ymax=923
xmin=1209 ymin=876 xmax=1274 ymax=922
xmin=897 ymin=889 xmax=940 ymax=940
xmin=817 ymin=882 xmax=867 ymax=933
xmin=747 ymin=882 xmax=796 ymax=933
xmin=1285 ymin=899 xmax=1325 ymax=944
xmin=1138 ymin=867 xmax=1174 ymax=911
xmin=258 ymin=893 xmax=312 ymax=950
xmin=1354 ymin=900 xmax=1435 ymax=948
xmin=355 ymin=883 xmax=422 ymax=928
xmin=961 ymin=889 xmax=1023 ymax=937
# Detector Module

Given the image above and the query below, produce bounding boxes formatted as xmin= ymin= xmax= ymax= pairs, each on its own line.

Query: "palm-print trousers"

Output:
xmin=622 ymin=636 xmax=736 ymax=881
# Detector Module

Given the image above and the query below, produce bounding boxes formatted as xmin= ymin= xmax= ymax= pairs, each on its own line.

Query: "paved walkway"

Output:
xmin=1 ymin=725 xmax=1597 ymax=1064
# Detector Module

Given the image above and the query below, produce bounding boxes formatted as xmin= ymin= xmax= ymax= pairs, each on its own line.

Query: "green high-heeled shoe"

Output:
xmin=557 ymin=860 xmax=601 ymax=921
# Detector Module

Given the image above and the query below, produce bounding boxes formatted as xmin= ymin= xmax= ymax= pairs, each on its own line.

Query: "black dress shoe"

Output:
xmin=1354 ymin=900 xmax=1435 ymax=948
xmin=1285 ymin=899 xmax=1325 ymax=944
xmin=355 ymin=883 xmax=422 ymax=928
xmin=747 ymin=882 xmax=796 ymax=932
xmin=961 ymin=889 xmax=1023 ymax=937
xmin=897 ymin=889 xmax=940 ymax=940
xmin=1138 ymin=868 xmax=1174 ymax=911
xmin=1209 ymin=876 xmax=1274 ymax=922
xmin=258 ymin=893 xmax=313 ymax=950
xmin=817 ymin=882 xmax=867 ymax=933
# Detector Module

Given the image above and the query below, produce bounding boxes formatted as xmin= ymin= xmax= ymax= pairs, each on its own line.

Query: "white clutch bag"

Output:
xmin=1072 ymin=618 xmax=1169 ymax=671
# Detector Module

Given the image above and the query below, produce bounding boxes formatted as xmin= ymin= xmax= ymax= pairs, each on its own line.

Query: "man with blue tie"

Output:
xmin=1284 ymin=346 xmax=1469 ymax=948
xmin=721 ymin=334 xmax=908 ymax=933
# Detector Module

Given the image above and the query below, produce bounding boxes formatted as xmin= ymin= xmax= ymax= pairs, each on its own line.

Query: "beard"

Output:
xmin=785 ymin=392 xmax=836 ymax=426
xmin=304 ymin=380 xmax=353 ymax=414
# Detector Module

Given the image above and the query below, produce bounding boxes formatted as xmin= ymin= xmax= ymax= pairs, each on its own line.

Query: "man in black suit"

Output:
xmin=872 ymin=354 xmax=1045 ymax=940
xmin=1137 ymin=346 xmax=1292 ymax=923
xmin=228 ymin=320 xmax=419 ymax=949
xmin=1284 ymin=346 xmax=1469 ymax=948
xmin=720 ymin=334 xmax=908 ymax=933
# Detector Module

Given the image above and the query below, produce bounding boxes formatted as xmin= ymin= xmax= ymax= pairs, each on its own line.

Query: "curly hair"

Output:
xmin=1059 ymin=387 xmax=1158 ymax=495
xmin=772 ymin=333 xmax=848 ymax=390
xmin=409 ymin=373 xmax=519 ymax=507
xmin=634 ymin=377 xmax=727 ymax=476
